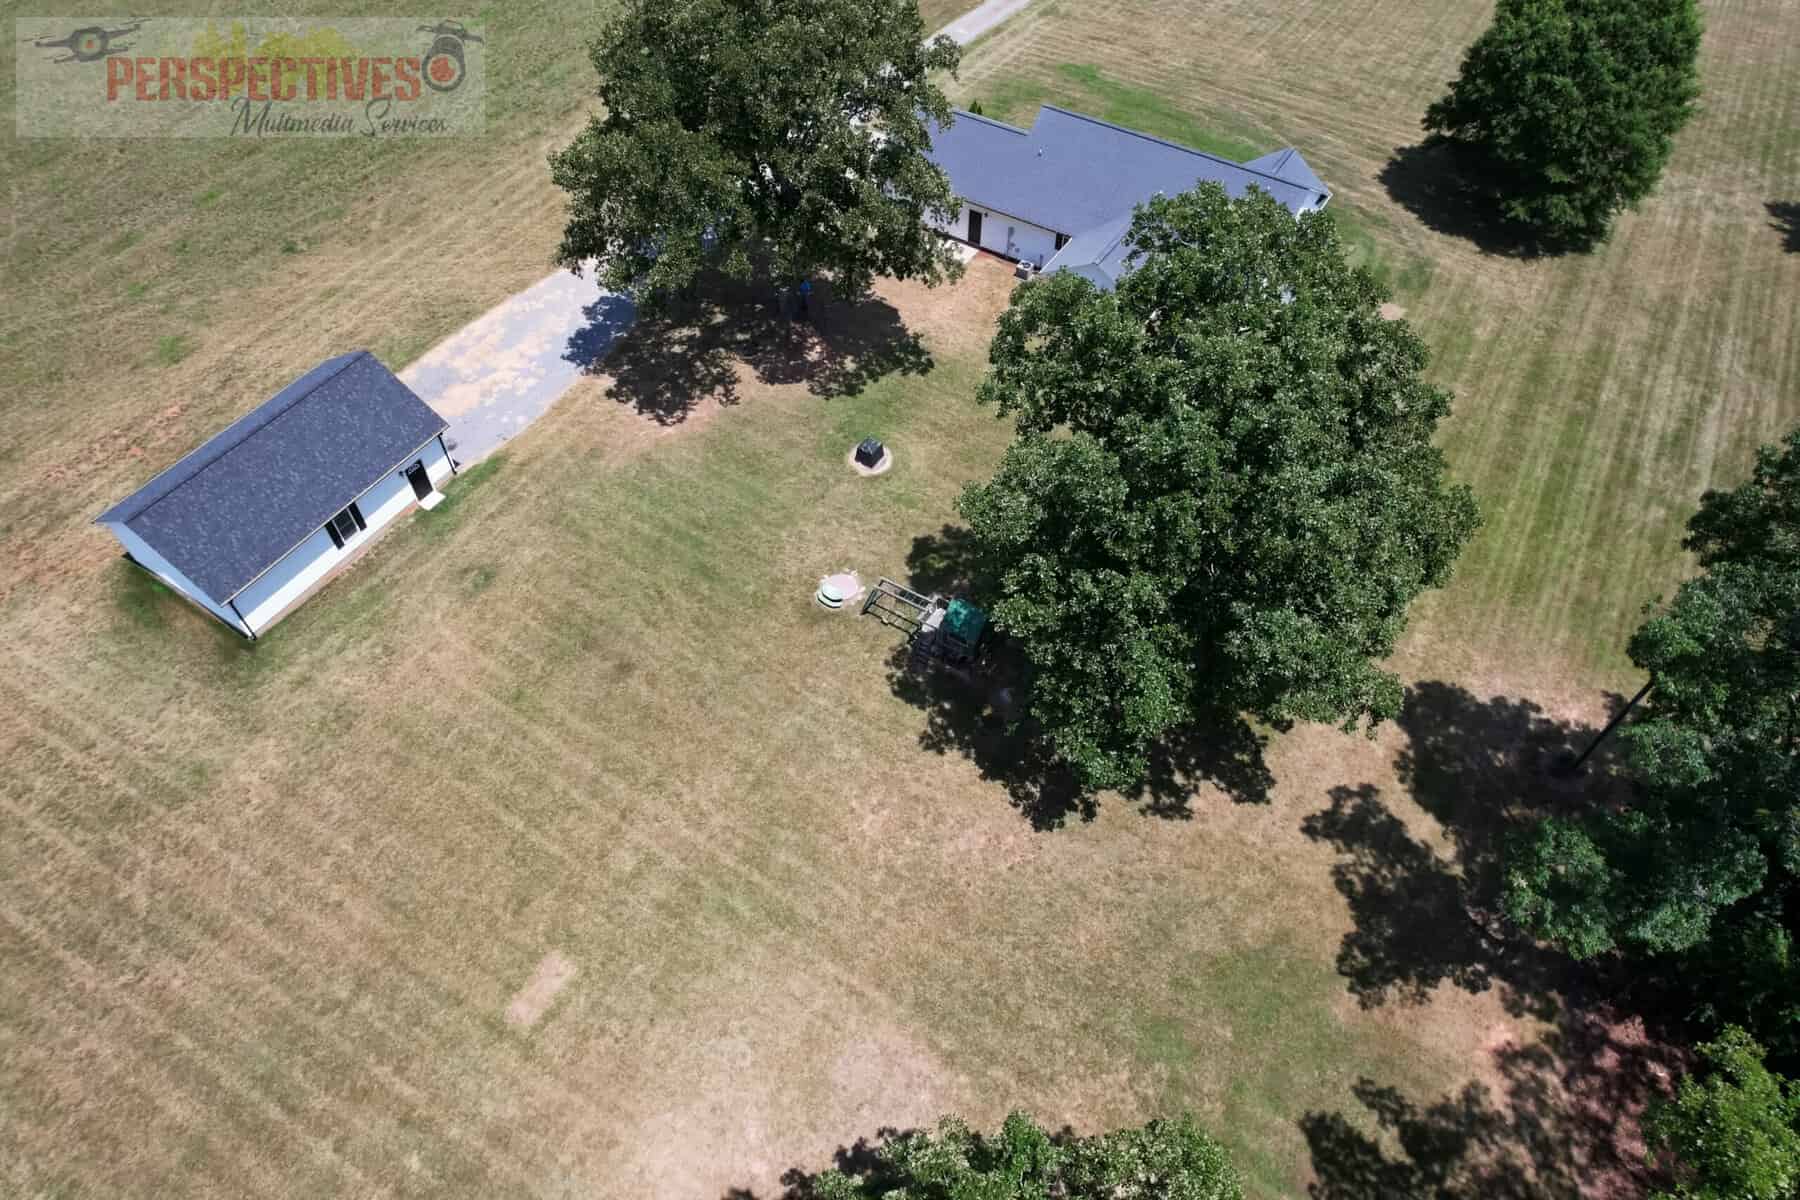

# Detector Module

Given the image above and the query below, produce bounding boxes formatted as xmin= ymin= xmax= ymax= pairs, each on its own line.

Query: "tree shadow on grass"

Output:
xmin=904 ymin=524 xmax=986 ymax=599
xmin=572 ymin=273 xmax=933 ymax=425
xmin=895 ymin=526 xmax=1275 ymax=824
xmin=1378 ymin=141 xmax=1582 ymax=259
xmin=1302 ymin=682 xmax=1634 ymax=1018
xmin=886 ymin=640 xmax=1092 ymax=831
xmin=1126 ymin=717 xmax=1276 ymax=815
xmin=1769 ymin=201 xmax=1800 ymax=253
xmin=1302 ymin=1003 xmax=1683 ymax=1199
xmin=720 ymin=1128 xmax=901 ymax=1198
xmin=885 ymin=645 xmax=1274 ymax=830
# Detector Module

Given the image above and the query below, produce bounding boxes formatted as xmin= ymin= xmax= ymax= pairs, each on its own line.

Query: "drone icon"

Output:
xmin=417 ymin=20 xmax=483 ymax=93
xmin=30 ymin=20 xmax=146 ymax=64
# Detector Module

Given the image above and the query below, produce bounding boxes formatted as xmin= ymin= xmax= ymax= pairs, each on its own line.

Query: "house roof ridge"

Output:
xmin=948 ymin=107 xmax=1032 ymax=136
xmin=98 ymin=350 xmax=370 ymax=527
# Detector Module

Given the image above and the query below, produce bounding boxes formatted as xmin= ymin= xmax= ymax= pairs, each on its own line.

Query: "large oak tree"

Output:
xmin=1506 ymin=430 xmax=1800 ymax=1037
xmin=958 ymin=185 xmax=1481 ymax=793
xmin=1646 ymin=1027 xmax=1800 ymax=1200
xmin=1423 ymin=0 xmax=1703 ymax=249
xmin=805 ymin=1112 xmax=1243 ymax=1200
xmin=550 ymin=0 xmax=964 ymax=301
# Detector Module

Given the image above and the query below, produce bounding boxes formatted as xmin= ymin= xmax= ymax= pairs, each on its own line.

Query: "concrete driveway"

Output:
xmin=400 ymin=270 xmax=634 ymax=467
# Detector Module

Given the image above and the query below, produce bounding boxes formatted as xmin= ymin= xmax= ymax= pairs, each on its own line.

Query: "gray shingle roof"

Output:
xmin=1042 ymin=213 xmax=1136 ymax=290
xmin=925 ymin=105 xmax=1330 ymax=237
xmin=97 ymin=351 xmax=447 ymax=604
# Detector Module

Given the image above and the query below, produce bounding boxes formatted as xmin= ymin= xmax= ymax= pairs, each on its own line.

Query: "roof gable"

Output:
xmin=1243 ymin=147 xmax=1329 ymax=198
xmin=98 ymin=351 xmax=447 ymax=604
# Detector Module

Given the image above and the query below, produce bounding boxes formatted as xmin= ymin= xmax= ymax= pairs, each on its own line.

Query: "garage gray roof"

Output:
xmin=925 ymin=105 xmax=1330 ymax=236
xmin=97 ymin=351 xmax=447 ymax=604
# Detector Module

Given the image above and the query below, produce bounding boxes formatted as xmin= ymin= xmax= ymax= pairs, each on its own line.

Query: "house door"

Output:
xmin=405 ymin=460 xmax=432 ymax=500
xmin=967 ymin=209 xmax=984 ymax=247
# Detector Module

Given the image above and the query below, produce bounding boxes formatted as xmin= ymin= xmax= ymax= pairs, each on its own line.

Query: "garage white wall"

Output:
xmin=232 ymin=437 xmax=449 ymax=635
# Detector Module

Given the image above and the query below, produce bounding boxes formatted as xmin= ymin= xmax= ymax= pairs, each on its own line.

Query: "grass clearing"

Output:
xmin=920 ymin=0 xmax=988 ymax=31
xmin=2 ymin=0 xmax=1795 ymax=1197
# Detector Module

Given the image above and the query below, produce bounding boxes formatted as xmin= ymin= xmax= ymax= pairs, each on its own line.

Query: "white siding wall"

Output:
xmin=928 ymin=204 xmax=971 ymax=242
xmin=102 ymin=522 xmax=251 ymax=635
xmin=233 ymin=437 xmax=451 ymax=635
xmin=988 ymin=213 xmax=1061 ymax=268
xmin=931 ymin=203 xmax=1065 ymax=269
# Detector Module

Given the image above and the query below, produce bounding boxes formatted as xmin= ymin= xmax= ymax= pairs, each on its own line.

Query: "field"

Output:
xmin=3 ymin=0 xmax=1798 ymax=1197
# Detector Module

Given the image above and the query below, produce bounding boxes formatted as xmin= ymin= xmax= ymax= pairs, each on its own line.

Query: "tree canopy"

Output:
xmin=549 ymin=0 xmax=963 ymax=301
xmin=1506 ymin=428 xmax=1800 ymax=980
xmin=804 ymin=1112 xmax=1243 ymax=1200
xmin=1646 ymin=1027 xmax=1800 ymax=1200
xmin=956 ymin=184 xmax=1480 ymax=793
xmin=1422 ymin=0 xmax=1703 ymax=249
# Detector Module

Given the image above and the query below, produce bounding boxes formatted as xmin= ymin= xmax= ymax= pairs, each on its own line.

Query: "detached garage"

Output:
xmin=96 ymin=351 xmax=456 ymax=638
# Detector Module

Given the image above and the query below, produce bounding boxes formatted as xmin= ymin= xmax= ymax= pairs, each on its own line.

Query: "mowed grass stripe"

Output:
xmin=0 ymin=799 xmax=524 ymax=1195
xmin=0 ymin=657 xmax=629 ymax=1190
xmin=0 ymin=897 xmax=388 ymax=1195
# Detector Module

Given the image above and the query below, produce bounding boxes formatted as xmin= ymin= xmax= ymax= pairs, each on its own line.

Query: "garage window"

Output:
xmin=324 ymin=502 xmax=366 ymax=549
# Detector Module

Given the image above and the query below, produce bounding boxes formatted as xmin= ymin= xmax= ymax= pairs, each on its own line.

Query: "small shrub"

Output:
xmin=155 ymin=334 xmax=192 ymax=366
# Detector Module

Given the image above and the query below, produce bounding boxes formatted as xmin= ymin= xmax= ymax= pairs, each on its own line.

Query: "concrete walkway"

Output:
xmin=403 ymin=0 xmax=1033 ymax=464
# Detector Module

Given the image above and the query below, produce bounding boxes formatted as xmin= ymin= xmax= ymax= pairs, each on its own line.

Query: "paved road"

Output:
xmin=938 ymin=0 xmax=1033 ymax=44
xmin=404 ymin=0 xmax=1033 ymax=464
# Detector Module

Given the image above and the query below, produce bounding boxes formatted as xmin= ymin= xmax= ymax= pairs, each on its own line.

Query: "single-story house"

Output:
xmin=96 ymin=351 xmax=456 ymax=638
xmin=925 ymin=105 xmax=1331 ymax=289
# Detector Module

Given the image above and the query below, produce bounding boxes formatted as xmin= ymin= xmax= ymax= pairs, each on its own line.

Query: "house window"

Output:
xmin=324 ymin=502 xmax=366 ymax=550
xmin=1054 ymin=232 xmax=1070 ymax=251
